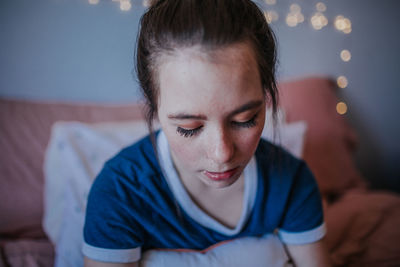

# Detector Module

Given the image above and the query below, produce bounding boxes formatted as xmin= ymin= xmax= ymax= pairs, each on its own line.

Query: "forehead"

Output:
xmin=159 ymin=42 xmax=258 ymax=71
xmin=156 ymin=42 xmax=263 ymax=115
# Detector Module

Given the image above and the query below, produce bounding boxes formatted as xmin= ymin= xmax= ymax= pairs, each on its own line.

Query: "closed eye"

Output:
xmin=176 ymin=126 xmax=203 ymax=138
xmin=176 ymin=113 xmax=259 ymax=138
xmin=231 ymin=113 xmax=258 ymax=128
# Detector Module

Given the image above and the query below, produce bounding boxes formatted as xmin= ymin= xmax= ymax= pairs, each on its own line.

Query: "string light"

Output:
xmin=334 ymin=15 xmax=352 ymax=34
xmin=336 ymin=102 xmax=348 ymax=115
xmin=311 ymin=12 xmax=328 ymax=30
xmin=88 ymin=0 xmax=99 ymax=4
xmin=120 ymin=0 xmax=132 ymax=11
xmin=264 ymin=0 xmax=276 ymax=5
xmin=290 ymin=4 xmax=301 ymax=13
xmin=264 ymin=10 xmax=279 ymax=24
xmin=310 ymin=2 xmax=328 ymax=30
xmin=337 ymin=76 xmax=348 ymax=88
xmin=256 ymin=2 xmax=352 ymax=114
xmin=111 ymin=0 xmax=131 ymax=11
xmin=143 ymin=0 xmax=152 ymax=7
xmin=286 ymin=4 xmax=304 ymax=27
xmin=340 ymin=49 xmax=351 ymax=62
xmin=316 ymin=2 xmax=327 ymax=12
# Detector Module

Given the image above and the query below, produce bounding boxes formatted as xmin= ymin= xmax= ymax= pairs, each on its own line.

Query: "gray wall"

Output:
xmin=1 ymin=0 xmax=399 ymax=192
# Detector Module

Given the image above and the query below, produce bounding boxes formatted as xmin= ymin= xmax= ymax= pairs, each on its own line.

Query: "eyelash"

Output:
xmin=176 ymin=127 xmax=202 ymax=138
xmin=232 ymin=114 xmax=258 ymax=128
xmin=176 ymin=114 xmax=258 ymax=138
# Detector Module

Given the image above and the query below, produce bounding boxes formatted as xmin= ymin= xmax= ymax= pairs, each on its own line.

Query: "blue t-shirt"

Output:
xmin=83 ymin=131 xmax=325 ymax=263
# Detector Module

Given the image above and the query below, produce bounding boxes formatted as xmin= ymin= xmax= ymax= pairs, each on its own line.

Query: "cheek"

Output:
xmin=165 ymin=132 xmax=201 ymax=164
xmin=237 ymin=125 xmax=264 ymax=154
xmin=158 ymin=118 xmax=202 ymax=166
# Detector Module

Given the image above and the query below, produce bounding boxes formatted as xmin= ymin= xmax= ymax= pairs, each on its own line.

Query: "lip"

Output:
xmin=204 ymin=167 xmax=239 ymax=181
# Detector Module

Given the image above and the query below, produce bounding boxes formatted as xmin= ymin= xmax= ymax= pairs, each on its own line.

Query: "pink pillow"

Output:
xmin=0 ymin=99 xmax=144 ymax=239
xmin=2 ymin=239 xmax=54 ymax=267
xmin=278 ymin=77 xmax=366 ymax=197
xmin=324 ymin=189 xmax=400 ymax=265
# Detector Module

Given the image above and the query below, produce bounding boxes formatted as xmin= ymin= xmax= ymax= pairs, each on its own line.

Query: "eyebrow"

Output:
xmin=229 ymin=100 xmax=263 ymax=116
xmin=167 ymin=100 xmax=263 ymax=120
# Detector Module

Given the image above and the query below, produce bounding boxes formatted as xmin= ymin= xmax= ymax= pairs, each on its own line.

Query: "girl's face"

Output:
xmin=157 ymin=42 xmax=266 ymax=190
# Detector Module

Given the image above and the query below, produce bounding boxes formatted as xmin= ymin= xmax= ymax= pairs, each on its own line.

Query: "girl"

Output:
xmin=83 ymin=0 xmax=330 ymax=266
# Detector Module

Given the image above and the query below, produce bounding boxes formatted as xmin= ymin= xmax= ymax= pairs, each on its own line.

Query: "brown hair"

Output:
xmin=135 ymin=0 xmax=278 ymax=133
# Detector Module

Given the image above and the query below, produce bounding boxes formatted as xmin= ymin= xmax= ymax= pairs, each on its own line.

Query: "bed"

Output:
xmin=1 ymin=77 xmax=399 ymax=266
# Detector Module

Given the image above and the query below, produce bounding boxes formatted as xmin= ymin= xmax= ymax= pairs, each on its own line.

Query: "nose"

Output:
xmin=207 ymin=129 xmax=235 ymax=164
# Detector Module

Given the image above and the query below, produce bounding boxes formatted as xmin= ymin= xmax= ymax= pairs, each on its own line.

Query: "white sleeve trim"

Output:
xmin=82 ymin=242 xmax=141 ymax=263
xmin=277 ymin=223 xmax=326 ymax=245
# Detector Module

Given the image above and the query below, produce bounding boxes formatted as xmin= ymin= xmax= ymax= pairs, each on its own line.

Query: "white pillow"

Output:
xmin=43 ymin=113 xmax=306 ymax=267
xmin=261 ymin=109 xmax=307 ymax=159
xmin=141 ymin=234 xmax=293 ymax=267
xmin=43 ymin=120 xmax=152 ymax=266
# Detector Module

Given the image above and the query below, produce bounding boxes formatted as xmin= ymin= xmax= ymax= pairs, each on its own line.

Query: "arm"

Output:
xmin=84 ymin=257 xmax=139 ymax=267
xmin=285 ymin=239 xmax=331 ymax=267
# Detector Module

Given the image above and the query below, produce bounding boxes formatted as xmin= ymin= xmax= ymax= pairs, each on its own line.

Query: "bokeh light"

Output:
xmin=286 ymin=14 xmax=298 ymax=27
xmin=119 ymin=0 xmax=131 ymax=11
xmin=340 ymin=49 xmax=351 ymax=62
xmin=290 ymin=4 xmax=301 ymax=13
xmin=311 ymin=12 xmax=328 ymax=30
xmin=264 ymin=10 xmax=279 ymax=24
xmin=142 ymin=0 xmax=152 ymax=7
xmin=334 ymin=15 xmax=352 ymax=34
xmin=336 ymin=102 xmax=348 ymax=115
xmin=296 ymin=13 xmax=304 ymax=23
xmin=264 ymin=0 xmax=277 ymax=5
xmin=88 ymin=0 xmax=100 ymax=5
xmin=286 ymin=4 xmax=304 ymax=27
xmin=316 ymin=2 xmax=327 ymax=12
xmin=337 ymin=76 xmax=348 ymax=88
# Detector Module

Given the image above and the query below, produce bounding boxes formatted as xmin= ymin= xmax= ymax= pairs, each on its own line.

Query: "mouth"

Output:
xmin=203 ymin=167 xmax=239 ymax=181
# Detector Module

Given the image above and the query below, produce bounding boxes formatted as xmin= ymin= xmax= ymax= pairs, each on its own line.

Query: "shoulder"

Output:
xmin=83 ymin=133 xmax=167 ymax=253
xmin=255 ymin=138 xmax=318 ymax=200
xmin=254 ymin=138 xmax=325 ymax=242
xmin=92 ymin=133 xmax=162 ymax=194
xmin=106 ymin=133 xmax=159 ymax=175
xmin=86 ymin=132 xmax=168 ymax=221
xmin=255 ymin=138 xmax=305 ymax=181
